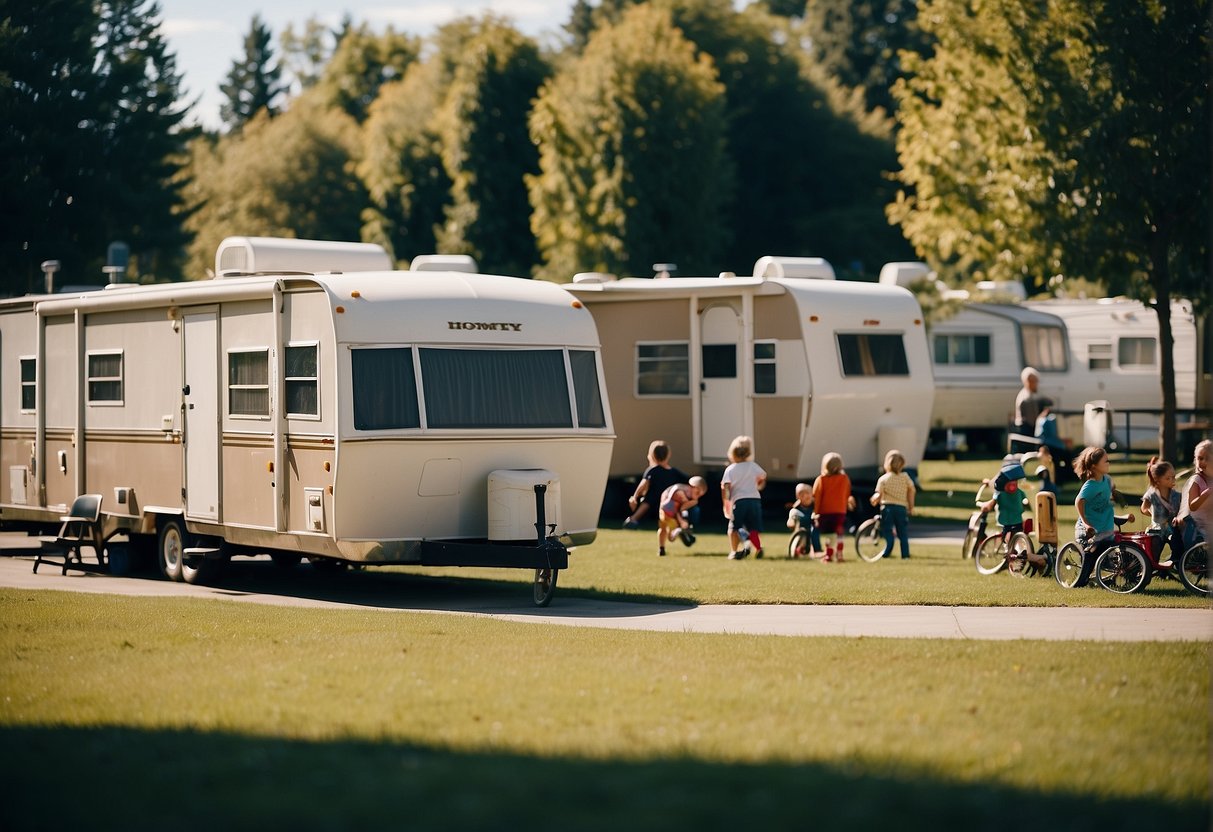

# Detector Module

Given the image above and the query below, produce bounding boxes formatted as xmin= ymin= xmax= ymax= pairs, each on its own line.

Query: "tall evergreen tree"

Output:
xmin=219 ymin=14 xmax=285 ymax=131
xmin=0 ymin=0 xmax=103 ymax=292
xmin=93 ymin=0 xmax=194 ymax=281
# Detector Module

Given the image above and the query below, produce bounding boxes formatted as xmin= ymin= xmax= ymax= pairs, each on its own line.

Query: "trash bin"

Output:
xmin=1083 ymin=401 xmax=1111 ymax=449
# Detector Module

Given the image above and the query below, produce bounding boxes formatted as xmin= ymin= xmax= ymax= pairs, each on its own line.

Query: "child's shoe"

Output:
xmin=823 ymin=545 xmax=834 ymax=562
xmin=680 ymin=529 xmax=696 ymax=547
xmin=658 ymin=547 xmax=666 ymax=557
xmin=623 ymin=518 xmax=640 ymax=530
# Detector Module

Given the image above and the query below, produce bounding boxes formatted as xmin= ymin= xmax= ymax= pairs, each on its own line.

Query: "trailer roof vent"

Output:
xmin=572 ymin=272 xmax=616 ymax=284
xmin=753 ymin=256 xmax=835 ymax=280
xmin=214 ymin=237 xmax=392 ymax=277
xmin=878 ymin=261 xmax=931 ymax=287
xmin=408 ymin=254 xmax=478 ymax=273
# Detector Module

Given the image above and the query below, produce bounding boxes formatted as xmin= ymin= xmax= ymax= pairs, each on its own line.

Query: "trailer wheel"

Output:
xmin=181 ymin=553 xmax=219 ymax=585
xmin=158 ymin=518 xmax=187 ymax=582
xmin=271 ymin=552 xmax=302 ymax=570
xmin=533 ymin=567 xmax=558 ymax=607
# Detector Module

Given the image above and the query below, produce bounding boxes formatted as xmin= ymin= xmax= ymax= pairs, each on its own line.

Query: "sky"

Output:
xmin=160 ymin=1 xmax=577 ymax=130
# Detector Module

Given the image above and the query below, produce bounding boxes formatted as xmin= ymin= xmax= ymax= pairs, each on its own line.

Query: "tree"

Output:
xmin=0 ymin=0 xmax=193 ymax=291
xmin=0 ymin=0 xmax=104 ymax=292
xmin=93 ymin=0 xmax=194 ymax=282
xmin=219 ymin=14 xmax=285 ymax=131
xmin=183 ymin=90 xmax=368 ymax=277
xmin=801 ymin=0 xmax=929 ymax=116
xmin=891 ymin=0 xmax=1211 ymax=460
xmin=432 ymin=19 xmax=549 ymax=276
xmin=316 ymin=24 xmax=420 ymax=123
xmin=280 ymin=16 xmax=333 ymax=93
xmin=527 ymin=4 xmax=731 ymax=280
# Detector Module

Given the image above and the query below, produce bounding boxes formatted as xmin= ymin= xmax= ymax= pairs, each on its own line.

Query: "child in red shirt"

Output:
xmin=812 ymin=452 xmax=856 ymax=562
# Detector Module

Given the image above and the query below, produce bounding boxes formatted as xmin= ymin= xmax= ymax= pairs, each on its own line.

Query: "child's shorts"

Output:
xmin=815 ymin=513 xmax=845 ymax=534
xmin=728 ymin=498 xmax=763 ymax=533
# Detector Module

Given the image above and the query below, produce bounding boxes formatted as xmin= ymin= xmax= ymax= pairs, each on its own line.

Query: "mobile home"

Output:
xmin=566 ymin=259 xmax=934 ymax=492
xmin=929 ymin=298 xmax=1199 ymax=449
xmin=0 ymin=238 xmax=613 ymax=603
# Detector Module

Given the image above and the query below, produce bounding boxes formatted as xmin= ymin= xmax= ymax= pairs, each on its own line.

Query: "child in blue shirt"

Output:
xmin=1074 ymin=446 xmax=1116 ymax=552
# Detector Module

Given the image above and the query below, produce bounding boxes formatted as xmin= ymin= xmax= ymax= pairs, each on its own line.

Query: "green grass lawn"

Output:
xmin=0 ymin=590 xmax=1207 ymax=830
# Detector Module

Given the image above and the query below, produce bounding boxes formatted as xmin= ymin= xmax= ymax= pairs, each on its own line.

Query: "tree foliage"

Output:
xmin=316 ymin=24 xmax=420 ymax=123
xmin=891 ymin=0 xmax=1211 ymax=458
xmin=0 ymin=0 xmax=190 ymax=292
xmin=801 ymin=0 xmax=929 ymax=116
xmin=219 ymin=14 xmax=285 ymax=131
xmin=528 ymin=5 xmax=730 ymax=280
xmin=183 ymin=90 xmax=367 ymax=277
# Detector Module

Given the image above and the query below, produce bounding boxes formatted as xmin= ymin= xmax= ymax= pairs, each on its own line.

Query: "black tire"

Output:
xmin=157 ymin=518 xmax=187 ymax=582
xmin=787 ymin=529 xmax=810 ymax=559
xmin=1005 ymin=532 xmax=1035 ymax=578
xmin=975 ymin=534 xmax=1008 ymax=575
xmin=854 ymin=518 xmax=885 ymax=562
xmin=182 ymin=553 xmax=220 ymax=586
xmin=1054 ymin=542 xmax=1088 ymax=588
xmin=1094 ymin=542 xmax=1149 ymax=594
xmin=533 ymin=567 xmax=558 ymax=606
xmin=1178 ymin=541 xmax=1209 ymax=596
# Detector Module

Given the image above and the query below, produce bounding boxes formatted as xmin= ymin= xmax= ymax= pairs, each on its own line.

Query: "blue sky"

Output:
xmin=160 ymin=1 xmax=577 ymax=129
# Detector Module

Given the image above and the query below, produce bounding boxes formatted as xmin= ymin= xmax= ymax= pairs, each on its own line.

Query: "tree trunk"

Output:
xmin=1151 ymin=242 xmax=1177 ymax=464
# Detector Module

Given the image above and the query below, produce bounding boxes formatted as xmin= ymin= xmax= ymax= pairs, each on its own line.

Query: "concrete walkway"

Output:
xmin=0 ymin=535 xmax=1208 ymax=642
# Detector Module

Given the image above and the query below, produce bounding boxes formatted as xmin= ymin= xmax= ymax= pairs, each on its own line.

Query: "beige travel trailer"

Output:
xmin=0 ymin=238 xmax=613 ymax=604
xmin=566 ymin=259 xmax=934 ymax=493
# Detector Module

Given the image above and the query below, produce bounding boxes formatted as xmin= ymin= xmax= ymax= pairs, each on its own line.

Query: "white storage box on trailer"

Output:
xmin=488 ymin=469 xmax=561 ymax=542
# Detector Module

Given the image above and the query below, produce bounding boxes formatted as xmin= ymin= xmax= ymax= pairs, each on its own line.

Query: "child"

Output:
xmin=656 ymin=477 xmax=707 ymax=557
xmin=1073 ymin=446 xmax=1118 ymax=586
xmin=871 ymin=449 xmax=914 ymax=559
xmin=1178 ymin=439 xmax=1211 ymax=546
xmin=1141 ymin=457 xmax=1181 ymax=569
xmin=787 ymin=482 xmax=822 ymax=558
xmin=812 ymin=452 xmax=855 ymax=562
xmin=624 ymin=440 xmax=688 ymax=529
xmin=981 ymin=456 xmax=1048 ymax=571
xmin=722 ymin=436 xmax=766 ymax=560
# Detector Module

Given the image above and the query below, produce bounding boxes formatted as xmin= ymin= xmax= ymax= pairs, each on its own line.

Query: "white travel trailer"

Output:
xmin=0 ymin=238 xmax=613 ymax=604
xmin=566 ymin=259 xmax=934 ymax=492
xmin=928 ymin=298 xmax=1200 ymax=450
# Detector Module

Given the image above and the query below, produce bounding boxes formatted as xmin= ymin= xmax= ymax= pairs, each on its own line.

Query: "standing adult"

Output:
xmin=1012 ymin=367 xmax=1053 ymax=453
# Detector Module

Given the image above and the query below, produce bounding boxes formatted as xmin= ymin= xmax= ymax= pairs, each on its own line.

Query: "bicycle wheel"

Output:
xmin=1054 ymin=542 xmax=1086 ymax=588
xmin=975 ymin=534 xmax=1008 ymax=575
xmin=854 ymin=517 xmax=886 ymax=562
xmin=787 ymin=529 xmax=810 ymax=559
xmin=960 ymin=529 xmax=975 ymax=560
xmin=1094 ymin=542 xmax=1149 ymax=594
xmin=1178 ymin=541 xmax=1209 ymax=596
xmin=1005 ymin=532 xmax=1035 ymax=578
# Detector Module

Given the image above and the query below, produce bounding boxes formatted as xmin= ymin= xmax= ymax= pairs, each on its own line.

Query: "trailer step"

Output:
xmin=183 ymin=547 xmax=222 ymax=558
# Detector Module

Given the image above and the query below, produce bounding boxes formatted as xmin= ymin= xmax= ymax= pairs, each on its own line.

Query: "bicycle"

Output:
xmin=1055 ymin=514 xmax=1163 ymax=591
xmin=975 ymin=522 xmax=1035 ymax=575
xmin=1177 ymin=540 xmax=1208 ymax=596
xmin=961 ymin=480 xmax=994 ymax=560
xmin=787 ymin=515 xmax=819 ymax=560
xmin=852 ymin=513 xmax=887 ymax=562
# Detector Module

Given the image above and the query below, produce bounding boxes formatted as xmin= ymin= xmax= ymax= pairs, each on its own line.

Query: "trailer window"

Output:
xmin=933 ymin=334 xmax=990 ymax=365
xmin=420 ymin=348 xmax=572 ymax=429
xmin=228 ymin=349 xmax=270 ymax=417
xmin=1087 ymin=342 xmax=1113 ymax=371
xmin=87 ymin=351 xmax=123 ymax=404
xmin=286 ymin=344 xmax=319 ymax=417
xmin=636 ymin=342 xmax=689 ymax=396
xmin=753 ymin=342 xmax=776 ymax=394
xmin=837 ymin=333 xmax=909 ymax=377
xmin=1117 ymin=337 xmax=1156 ymax=368
xmin=570 ymin=350 xmax=606 ymax=428
xmin=1021 ymin=325 xmax=1066 ymax=371
xmin=19 ymin=357 xmax=35 ymax=412
xmin=352 ymin=348 xmax=419 ymax=430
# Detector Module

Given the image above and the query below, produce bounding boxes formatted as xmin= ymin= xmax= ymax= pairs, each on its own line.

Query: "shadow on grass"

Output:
xmin=0 ymin=726 xmax=1203 ymax=831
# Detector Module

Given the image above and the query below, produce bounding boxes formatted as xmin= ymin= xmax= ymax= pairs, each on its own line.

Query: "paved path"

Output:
xmin=1 ymin=535 xmax=1208 ymax=642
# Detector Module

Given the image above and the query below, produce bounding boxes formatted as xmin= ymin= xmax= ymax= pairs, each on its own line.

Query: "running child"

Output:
xmin=656 ymin=477 xmax=707 ymax=557
xmin=722 ymin=436 xmax=766 ymax=560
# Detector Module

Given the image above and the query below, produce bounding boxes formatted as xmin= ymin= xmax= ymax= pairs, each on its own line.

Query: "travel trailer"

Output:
xmin=0 ymin=238 xmax=613 ymax=604
xmin=928 ymin=298 xmax=1200 ymax=450
xmin=566 ymin=259 xmax=934 ymax=495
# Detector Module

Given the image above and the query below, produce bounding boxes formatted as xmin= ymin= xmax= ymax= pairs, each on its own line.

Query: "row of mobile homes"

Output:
xmin=566 ymin=258 xmax=934 ymax=493
xmin=1 ymin=238 xmax=613 ymax=604
xmin=928 ymin=297 xmax=1199 ymax=450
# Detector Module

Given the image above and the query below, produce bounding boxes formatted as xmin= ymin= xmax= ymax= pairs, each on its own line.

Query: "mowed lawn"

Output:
xmin=0 ymin=590 xmax=1207 ymax=830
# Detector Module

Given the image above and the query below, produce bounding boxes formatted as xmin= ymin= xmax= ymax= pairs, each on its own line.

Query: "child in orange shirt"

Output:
xmin=812 ymin=452 xmax=856 ymax=562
